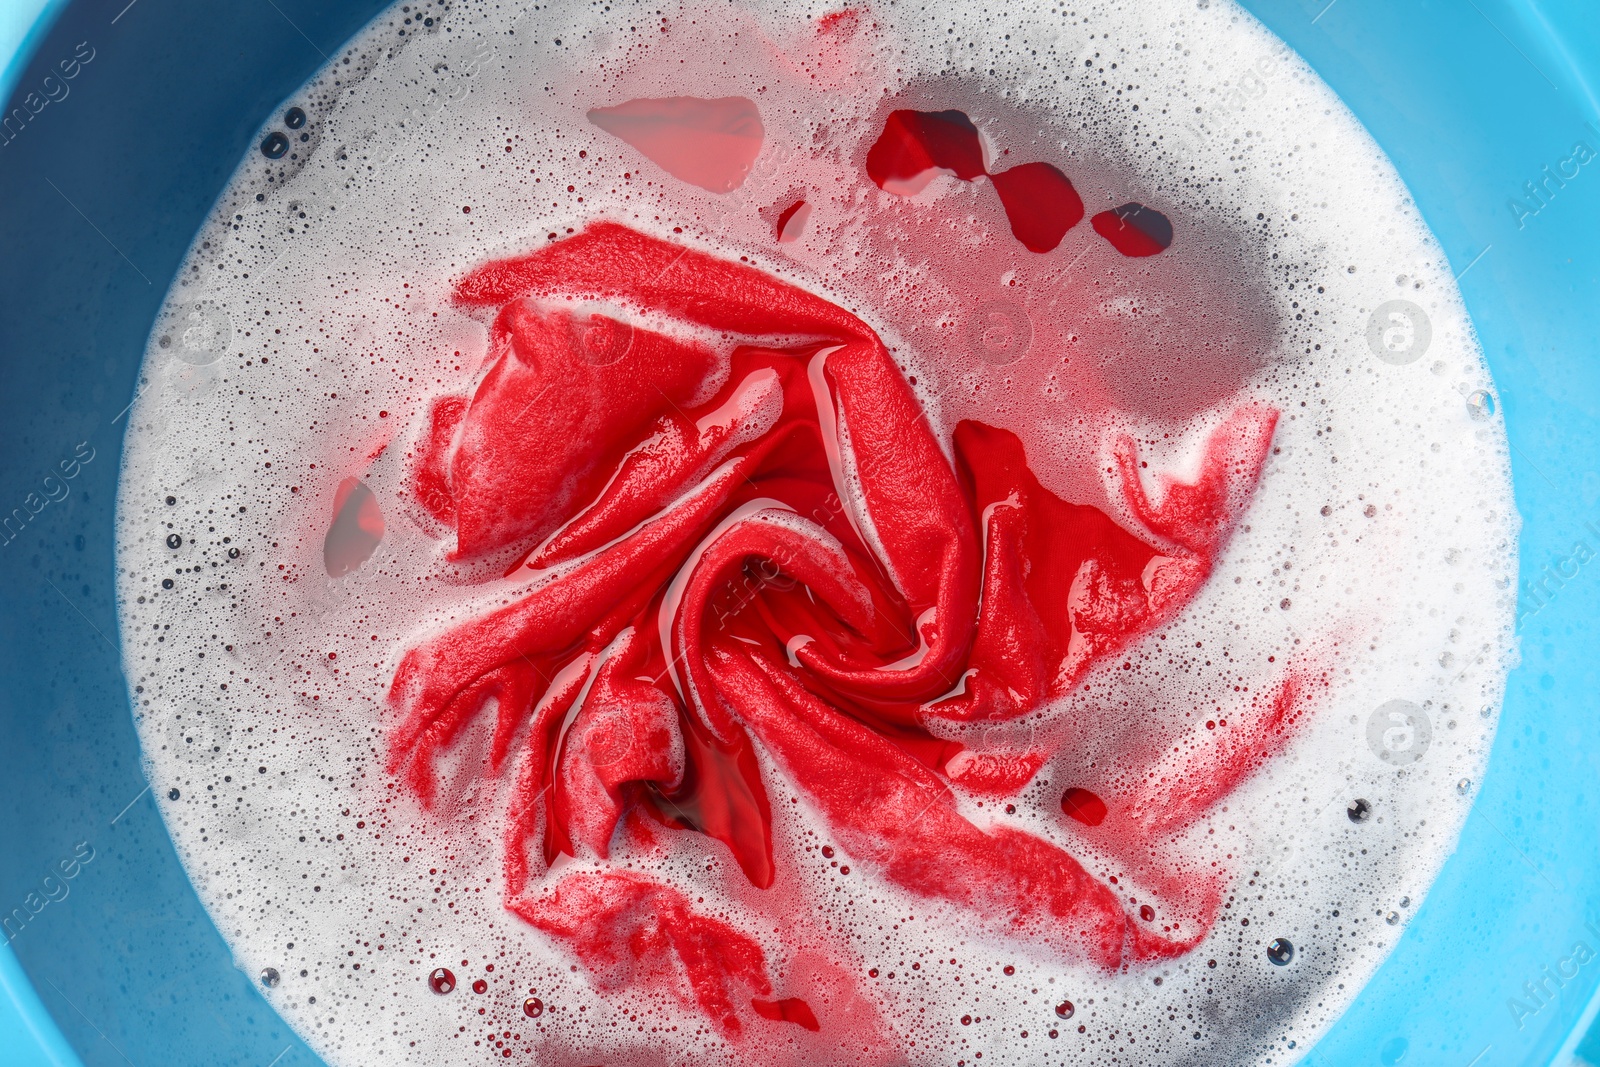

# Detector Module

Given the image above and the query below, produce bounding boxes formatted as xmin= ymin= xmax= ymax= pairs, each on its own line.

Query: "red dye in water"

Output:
xmin=989 ymin=162 xmax=1084 ymax=253
xmin=391 ymin=222 xmax=1304 ymax=1036
xmin=867 ymin=109 xmax=1117 ymax=255
xmin=752 ymin=996 xmax=822 ymax=1031
xmin=587 ymin=96 xmax=764 ymax=193
xmin=1092 ymin=202 xmax=1174 ymax=257
xmin=865 ymin=109 xmax=986 ymax=192
xmin=774 ymin=198 xmax=810 ymax=242
xmin=323 ymin=477 xmax=384 ymax=577
xmin=1060 ymin=787 xmax=1108 ymax=827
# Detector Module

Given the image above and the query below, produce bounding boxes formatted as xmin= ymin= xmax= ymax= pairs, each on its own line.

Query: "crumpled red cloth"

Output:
xmin=388 ymin=221 xmax=1295 ymax=1036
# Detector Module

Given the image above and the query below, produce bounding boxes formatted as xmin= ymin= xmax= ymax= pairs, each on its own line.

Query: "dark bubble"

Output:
xmin=1347 ymin=798 xmax=1372 ymax=823
xmin=429 ymin=967 xmax=455 ymax=994
xmin=166 ymin=533 xmax=183 ymax=549
xmin=164 ymin=495 xmax=176 ymax=506
xmin=260 ymin=967 xmax=280 ymax=988
xmin=1054 ymin=1000 xmax=1074 ymax=1020
xmin=161 ymin=578 xmax=175 ymax=589
xmin=167 ymin=788 xmax=180 ymax=800
xmin=523 ymin=996 xmax=544 ymax=1018
xmin=1267 ymin=938 xmax=1295 ymax=966
xmin=228 ymin=547 xmax=241 ymax=559
xmin=261 ymin=132 xmax=290 ymax=159
xmin=284 ymin=106 xmax=307 ymax=129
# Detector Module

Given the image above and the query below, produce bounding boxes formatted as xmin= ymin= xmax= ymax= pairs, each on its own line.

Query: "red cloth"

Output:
xmin=387 ymin=222 xmax=1295 ymax=1036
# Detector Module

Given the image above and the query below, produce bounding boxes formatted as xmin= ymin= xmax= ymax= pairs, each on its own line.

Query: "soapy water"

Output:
xmin=114 ymin=0 xmax=1516 ymax=1064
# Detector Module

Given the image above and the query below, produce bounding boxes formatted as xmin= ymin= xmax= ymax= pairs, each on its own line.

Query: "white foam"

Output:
xmin=115 ymin=1 xmax=1517 ymax=1064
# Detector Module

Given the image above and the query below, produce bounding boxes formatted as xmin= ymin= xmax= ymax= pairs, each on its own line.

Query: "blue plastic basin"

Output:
xmin=1 ymin=2 xmax=1596 ymax=1065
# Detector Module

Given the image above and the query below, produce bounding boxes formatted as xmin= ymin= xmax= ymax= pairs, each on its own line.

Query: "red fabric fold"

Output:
xmin=388 ymin=222 xmax=1299 ymax=1033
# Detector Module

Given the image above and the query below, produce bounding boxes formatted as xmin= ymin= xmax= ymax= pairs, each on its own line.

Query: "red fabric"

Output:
xmin=388 ymin=222 xmax=1299 ymax=1035
xmin=511 ymin=871 xmax=773 ymax=1037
